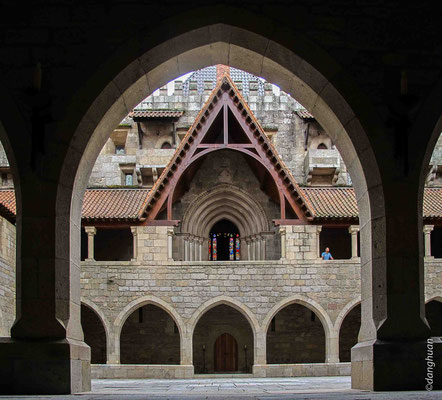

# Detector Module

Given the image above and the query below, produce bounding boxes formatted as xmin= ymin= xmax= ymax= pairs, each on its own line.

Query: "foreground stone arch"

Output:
xmin=2 ymin=3 xmax=439 ymax=391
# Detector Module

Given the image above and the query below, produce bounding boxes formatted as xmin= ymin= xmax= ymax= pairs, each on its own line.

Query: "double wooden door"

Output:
xmin=214 ymin=333 xmax=238 ymax=372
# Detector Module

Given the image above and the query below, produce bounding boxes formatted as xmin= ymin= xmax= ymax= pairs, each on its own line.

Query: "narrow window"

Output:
xmin=125 ymin=173 xmax=133 ymax=186
xmin=115 ymin=145 xmax=125 ymax=154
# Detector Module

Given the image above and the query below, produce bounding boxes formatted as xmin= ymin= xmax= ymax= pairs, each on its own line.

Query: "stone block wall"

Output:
xmin=284 ymin=225 xmax=318 ymax=260
xmin=136 ymin=225 xmax=169 ymax=262
xmin=0 ymin=216 xmax=15 ymax=336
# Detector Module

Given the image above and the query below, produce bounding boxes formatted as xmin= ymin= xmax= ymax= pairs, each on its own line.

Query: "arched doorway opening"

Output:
xmin=193 ymin=304 xmax=253 ymax=374
xmin=120 ymin=304 xmax=180 ymax=364
xmin=266 ymin=303 xmax=326 ymax=364
xmin=426 ymin=300 xmax=442 ymax=336
xmin=81 ymin=304 xmax=107 ymax=364
xmin=339 ymin=304 xmax=361 ymax=362
xmin=209 ymin=219 xmax=240 ymax=261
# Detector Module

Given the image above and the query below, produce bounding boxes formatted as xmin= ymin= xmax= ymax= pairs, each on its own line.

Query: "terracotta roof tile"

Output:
xmin=0 ymin=189 xmax=16 ymax=221
xmin=423 ymin=188 xmax=442 ymax=218
xmin=130 ymin=110 xmax=183 ymax=119
xmin=82 ymin=188 xmax=149 ymax=221
xmin=0 ymin=187 xmax=441 ymax=222
xmin=300 ymin=187 xmax=358 ymax=219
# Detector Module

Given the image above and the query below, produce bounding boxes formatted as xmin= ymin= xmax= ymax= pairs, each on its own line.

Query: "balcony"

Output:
xmin=304 ymin=148 xmax=340 ymax=186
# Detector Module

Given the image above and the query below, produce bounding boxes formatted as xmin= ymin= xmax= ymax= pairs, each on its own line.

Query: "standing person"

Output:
xmin=321 ymin=247 xmax=333 ymax=260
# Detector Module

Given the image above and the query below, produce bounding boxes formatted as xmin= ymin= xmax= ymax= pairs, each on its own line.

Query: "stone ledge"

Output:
xmin=253 ymin=363 xmax=351 ymax=378
xmin=92 ymin=364 xmax=194 ymax=379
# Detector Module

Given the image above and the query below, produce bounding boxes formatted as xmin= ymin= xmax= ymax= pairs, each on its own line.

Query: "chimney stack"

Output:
xmin=216 ymin=64 xmax=230 ymax=83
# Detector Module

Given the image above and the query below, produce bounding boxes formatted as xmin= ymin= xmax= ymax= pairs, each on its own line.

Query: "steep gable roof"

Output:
xmin=138 ymin=75 xmax=315 ymax=222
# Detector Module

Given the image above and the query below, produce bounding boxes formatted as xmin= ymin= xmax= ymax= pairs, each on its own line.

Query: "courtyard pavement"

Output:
xmin=2 ymin=377 xmax=441 ymax=399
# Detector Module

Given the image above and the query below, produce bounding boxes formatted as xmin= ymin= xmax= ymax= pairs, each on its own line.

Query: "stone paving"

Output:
xmin=2 ymin=377 xmax=442 ymax=399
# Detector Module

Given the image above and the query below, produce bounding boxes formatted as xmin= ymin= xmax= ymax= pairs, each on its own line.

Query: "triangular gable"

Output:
xmin=138 ymin=75 xmax=315 ymax=222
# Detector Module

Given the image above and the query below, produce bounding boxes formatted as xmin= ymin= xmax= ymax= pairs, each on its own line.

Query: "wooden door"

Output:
xmin=214 ymin=333 xmax=238 ymax=372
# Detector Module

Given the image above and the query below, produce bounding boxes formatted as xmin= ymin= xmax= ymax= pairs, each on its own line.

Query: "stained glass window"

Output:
xmin=229 ymin=236 xmax=234 ymax=260
xmin=235 ymin=234 xmax=240 ymax=260
xmin=208 ymin=238 xmax=212 ymax=261
xmin=212 ymin=234 xmax=217 ymax=261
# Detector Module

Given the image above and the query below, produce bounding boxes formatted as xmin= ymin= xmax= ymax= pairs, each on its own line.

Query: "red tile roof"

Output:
xmin=82 ymin=188 xmax=149 ymax=221
xmin=0 ymin=189 xmax=16 ymax=221
xmin=296 ymin=109 xmax=315 ymax=119
xmin=300 ymin=187 xmax=358 ymax=219
xmin=423 ymin=188 xmax=442 ymax=219
xmin=0 ymin=187 xmax=441 ymax=222
xmin=130 ymin=110 xmax=183 ymax=119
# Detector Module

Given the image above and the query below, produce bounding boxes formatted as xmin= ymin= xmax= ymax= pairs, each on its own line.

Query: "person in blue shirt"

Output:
xmin=321 ymin=247 xmax=333 ymax=260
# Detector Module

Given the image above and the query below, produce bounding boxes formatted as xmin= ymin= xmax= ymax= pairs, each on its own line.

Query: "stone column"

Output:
xmin=189 ymin=236 xmax=195 ymax=261
xmin=246 ymin=238 xmax=251 ymax=260
xmin=107 ymin=330 xmax=120 ymax=364
xmin=255 ymin=235 xmax=261 ymax=260
xmin=260 ymin=235 xmax=266 ymax=260
xmin=130 ymin=226 xmax=138 ymax=261
xmin=316 ymin=225 xmax=322 ymax=258
xmin=423 ymin=225 xmax=434 ymax=258
xmin=199 ymin=238 xmax=204 ymax=261
xmin=279 ymin=227 xmax=286 ymax=259
xmin=85 ymin=226 xmax=97 ymax=261
xmin=167 ymin=227 xmax=174 ymax=261
xmin=348 ymin=225 xmax=359 ymax=259
xmin=252 ymin=330 xmax=267 ymax=377
xmin=184 ymin=236 xmax=189 ymax=261
xmin=181 ymin=332 xmax=193 ymax=366
xmin=326 ymin=332 xmax=339 ymax=363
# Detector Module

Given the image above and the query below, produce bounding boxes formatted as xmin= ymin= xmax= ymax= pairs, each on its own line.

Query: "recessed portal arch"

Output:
xmin=56 ymin=20 xmax=384 ymax=390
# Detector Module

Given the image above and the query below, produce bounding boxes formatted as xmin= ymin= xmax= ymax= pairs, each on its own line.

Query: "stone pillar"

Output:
xmin=423 ymin=225 xmax=434 ymax=259
xmin=85 ymin=226 xmax=96 ymax=261
xmin=167 ymin=227 xmax=174 ymax=261
xmin=189 ymin=236 xmax=195 ymax=261
xmin=250 ymin=238 xmax=255 ymax=260
xmin=279 ymin=227 xmax=286 ymax=259
xmin=255 ymin=235 xmax=261 ymax=260
xmin=326 ymin=332 xmax=339 ymax=363
xmin=130 ymin=226 xmax=138 ymax=261
xmin=260 ymin=235 xmax=266 ymax=260
xmin=316 ymin=225 xmax=322 ymax=258
xmin=246 ymin=238 xmax=251 ymax=260
xmin=348 ymin=225 xmax=359 ymax=259
xmin=181 ymin=333 xmax=193 ymax=366
xmin=252 ymin=330 xmax=267 ymax=377
xmin=184 ymin=236 xmax=189 ymax=261
xmin=107 ymin=330 xmax=120 ymax=364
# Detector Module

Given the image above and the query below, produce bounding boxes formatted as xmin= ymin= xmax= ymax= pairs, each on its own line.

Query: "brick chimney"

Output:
xmin=216 ymin=64 xmax=230 ymax=83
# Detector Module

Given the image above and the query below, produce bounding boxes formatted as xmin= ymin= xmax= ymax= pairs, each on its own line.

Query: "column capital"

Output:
xmin=316 ymin=225 xmax=322 ymax=233
xmin=130 ymin=226 xmax=138 ymax=235
xmin=423 ymin=224 xmax=434 ymax=234
xmin=348 ymin=225 xmax=360 ymax=234
xmin=279 ymin=227 xmax=286 ymax=236
xmin=84 ymin=226 xmax=96 ymax=235
xmin=167 ymin=227 xmax=174 ymax=236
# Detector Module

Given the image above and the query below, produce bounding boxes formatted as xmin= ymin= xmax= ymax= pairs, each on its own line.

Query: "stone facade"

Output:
xmin=0 ymin=216 xmax=15 ymax=336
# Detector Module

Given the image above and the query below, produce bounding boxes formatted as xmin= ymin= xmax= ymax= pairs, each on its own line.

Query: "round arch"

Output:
xmin=181 ymin=183 xmax=269 ymax=238
xmin=188 ymin=296 xmax=260 ymax=339
xmin=262 ymin=295 xmax=333 ymax=340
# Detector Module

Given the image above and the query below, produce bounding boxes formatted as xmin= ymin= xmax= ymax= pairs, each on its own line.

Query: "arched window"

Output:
xmin=317 ymin=143 xmax=328 ymax=149
xmin=209 ymin=219 xmax=240 ymax=261
xmin=161 ymin=142 xmax=172 ymax=149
